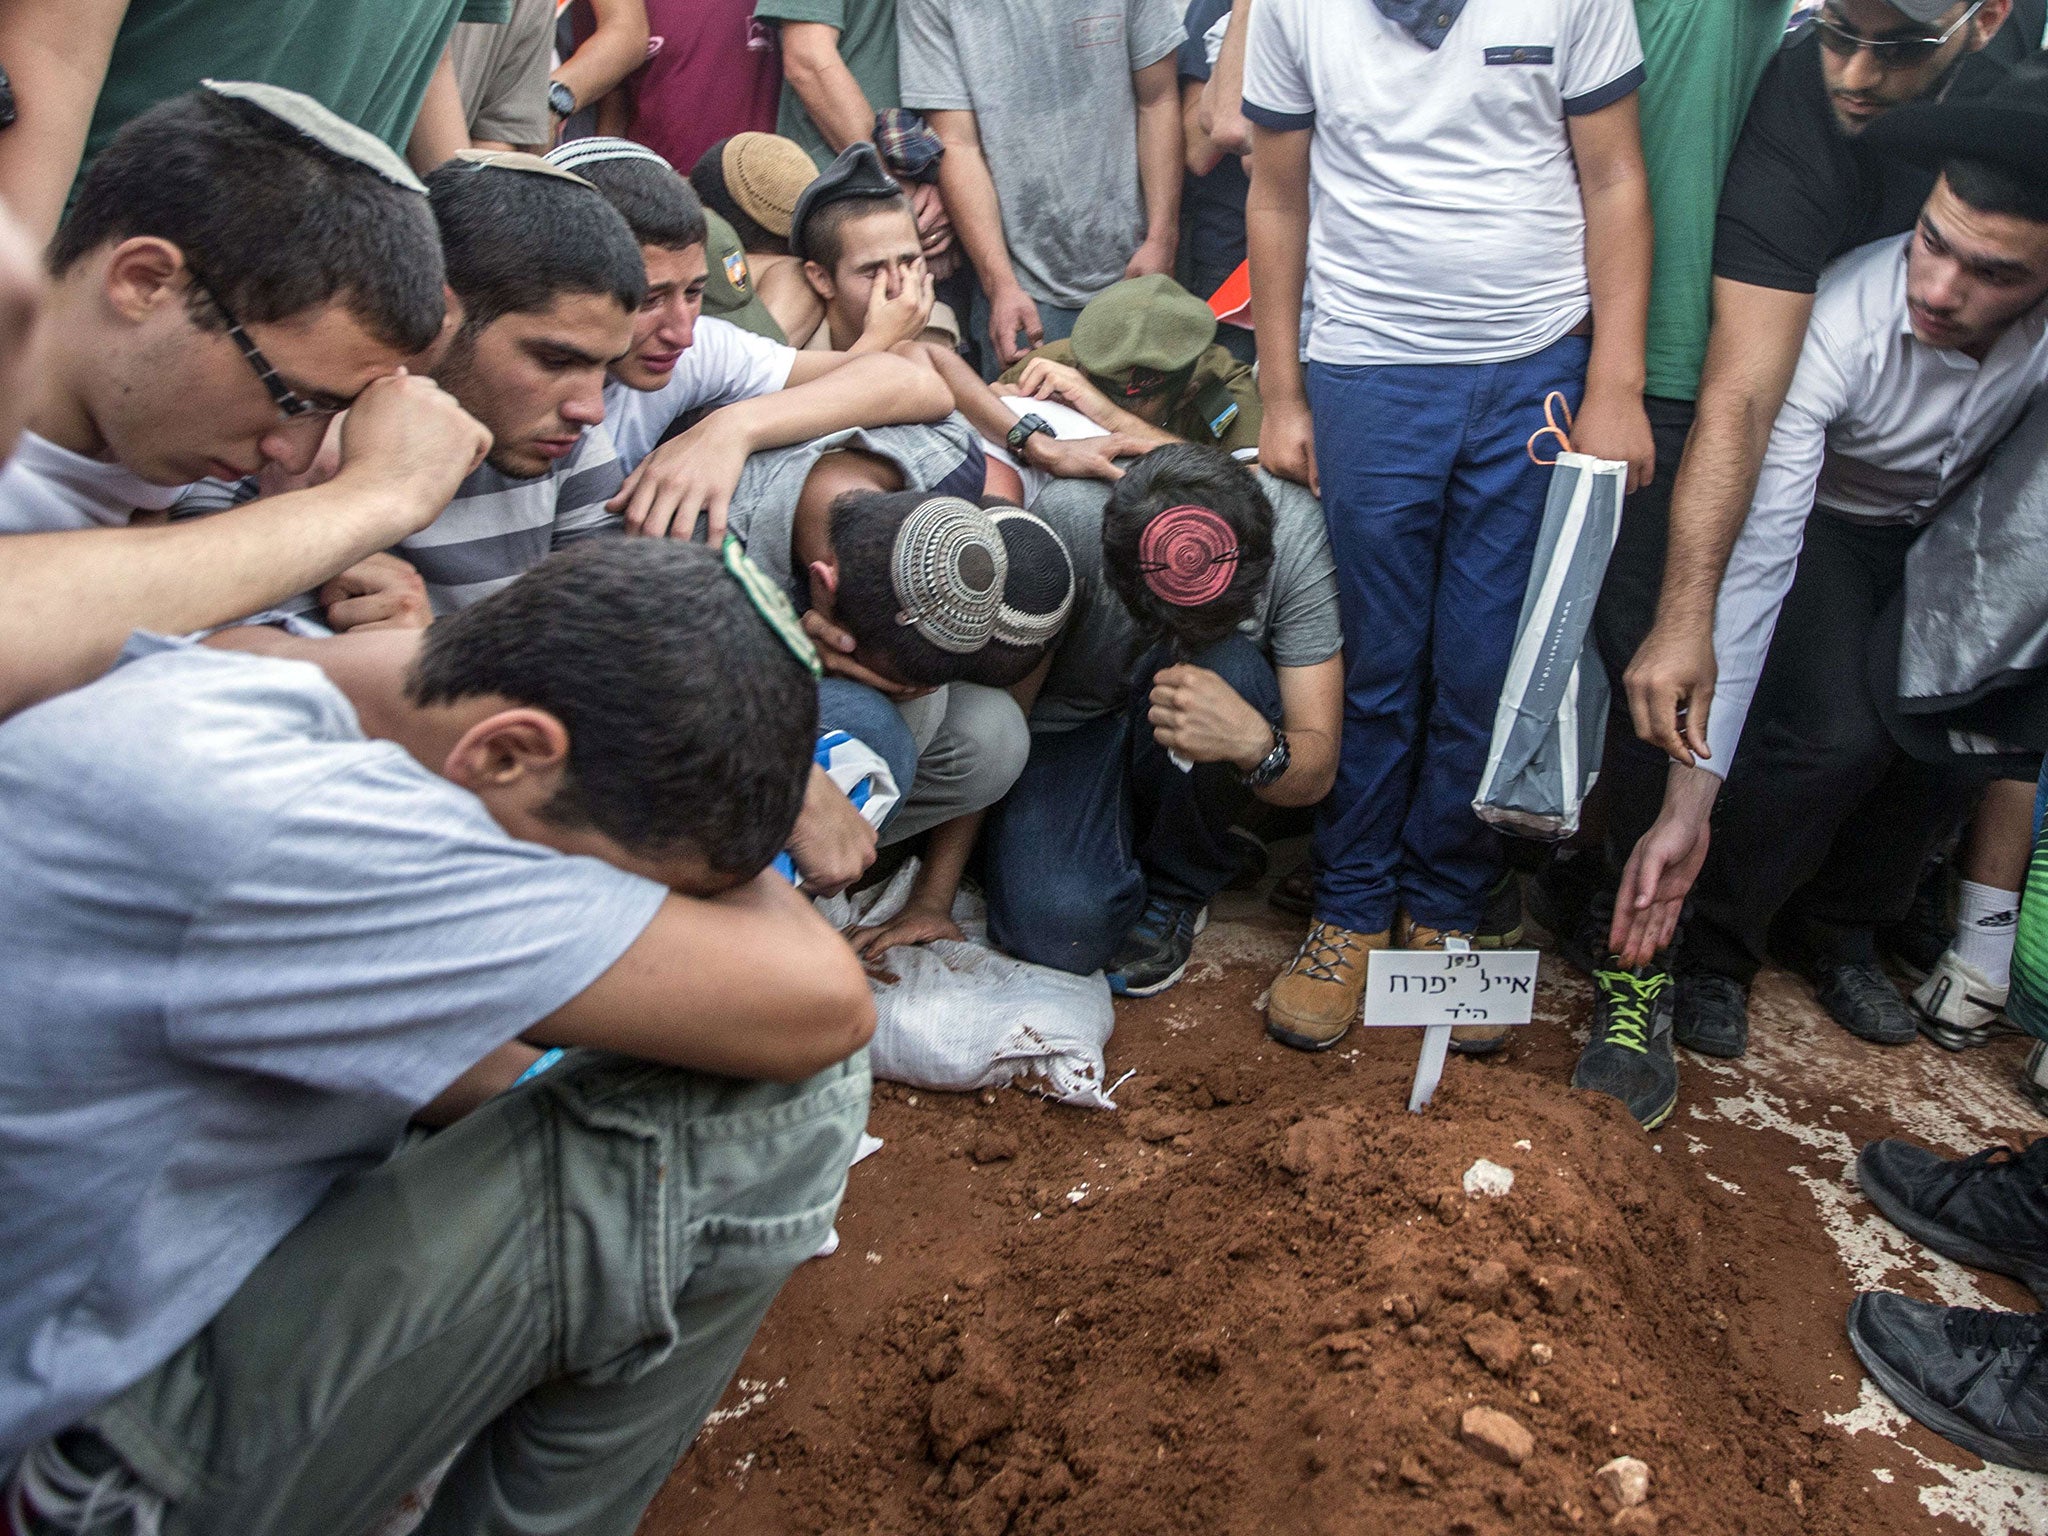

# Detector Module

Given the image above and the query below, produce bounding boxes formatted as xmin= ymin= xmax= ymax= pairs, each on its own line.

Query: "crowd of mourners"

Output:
xmin=2 ymin=0 xmax=2048 ymax=1526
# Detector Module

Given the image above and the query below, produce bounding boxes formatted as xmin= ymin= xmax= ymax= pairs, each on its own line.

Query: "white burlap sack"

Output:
xmin=819 ymin=863 xmax=1117 ymax=1109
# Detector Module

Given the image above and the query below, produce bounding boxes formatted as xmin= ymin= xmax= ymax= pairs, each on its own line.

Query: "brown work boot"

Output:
xmin=1398 ymin=913 xmax=1509 ymax=1056
xmin=1267 ymin=921 xmax=1389 ymax=1051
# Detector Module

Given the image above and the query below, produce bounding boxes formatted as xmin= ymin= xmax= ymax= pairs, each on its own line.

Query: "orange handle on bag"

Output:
xmin=1526 ymin=391 xmax=1575 ymax=466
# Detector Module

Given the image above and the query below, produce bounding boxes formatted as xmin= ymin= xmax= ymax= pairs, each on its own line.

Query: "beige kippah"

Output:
xmin=449 ymin=148 xmax=596 ymax=189
xmin=721 ymin=133 xmax=818 ymax=238
xmin=201 ymin=79 xmax=425 ymax=193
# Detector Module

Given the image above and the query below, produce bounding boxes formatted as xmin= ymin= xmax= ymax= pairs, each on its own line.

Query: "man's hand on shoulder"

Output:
xmin=608 ymin=412 xmax=750 ymax=542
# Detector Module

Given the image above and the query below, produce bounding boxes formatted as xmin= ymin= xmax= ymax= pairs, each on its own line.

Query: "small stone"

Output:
xmin=1462 ymin=1259 xmax=1511 ymax=1308
xmin=1318 ymin=1330 xmax=1377 ymax=1356
xmin=1458 ymin=1405 xmax=1535 ymax=1467
xmin=1388 ymin=1292 xmax=1419 ymax=1324
xmin=1609 ymin=1510 xmax=1658 ymax=1535
xmin=1594 ymin=1456 xmax=1650 ymax=1512
xmin=1463 ymin=1312 xmax=1524 ymax=1375
xmin=1530 ymin=1341 xmax=1555 ymax=1365
xmin=1787 ymin=1477 xmax=1805 ymax=1515
xmin=1464 ymin=1159 xmax=1516 ymax=1197
xmin=1406 ymin=1324 xmax=1435 ymax=1346
xmin=978 ymin=1089 xmax=998 ymax=1106
xmin=969 ymin=1132 xmax=1017 ymax=1165
xmin=1398 ymin=1451 xmax=1436 ymax=1488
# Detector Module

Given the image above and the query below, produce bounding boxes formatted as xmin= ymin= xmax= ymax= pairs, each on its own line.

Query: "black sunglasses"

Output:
xmin=1814 ymin=0 xmax=1984 ymax=67
xmin=187 ymin=269 xmax=342 ymax=420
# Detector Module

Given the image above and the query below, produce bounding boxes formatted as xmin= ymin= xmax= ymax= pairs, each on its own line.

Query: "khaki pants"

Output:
xmin=78 ymin=1049 xmax=870 ymax=1536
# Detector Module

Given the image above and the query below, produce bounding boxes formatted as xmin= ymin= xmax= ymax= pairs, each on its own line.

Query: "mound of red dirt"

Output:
xmin=645 ymin=956 xmax=1880 ymax=1536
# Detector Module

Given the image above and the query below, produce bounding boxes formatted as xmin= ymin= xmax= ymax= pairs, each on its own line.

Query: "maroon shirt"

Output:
xmin=622 ymin=0 xmax=782 ymax=172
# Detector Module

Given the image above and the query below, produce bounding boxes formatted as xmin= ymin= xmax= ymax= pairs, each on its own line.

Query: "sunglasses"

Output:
xmin=187 ymin=269 xmax=345 ymax=421
xmin=1813 ymin=0 xmax=1984 ymax=67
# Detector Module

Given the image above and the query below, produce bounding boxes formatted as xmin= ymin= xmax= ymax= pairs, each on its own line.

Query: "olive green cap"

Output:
xmin=1068 ymin=275 xmax=1217 ymax=394
xmin=700 ymin=211 xmax=786 ymax=343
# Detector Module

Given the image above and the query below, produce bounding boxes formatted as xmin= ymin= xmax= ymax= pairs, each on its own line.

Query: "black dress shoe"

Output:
xmin=1814 ymin=960 xmax=1919 ymax=1044
xmin=1857 ymin=1138 xmax=2048 ymax=1302
xmin=1848 ymin=1292 xmax=2048 ymax=1472
xmin=1673 ymin=970 xmax=1749 ymax=1058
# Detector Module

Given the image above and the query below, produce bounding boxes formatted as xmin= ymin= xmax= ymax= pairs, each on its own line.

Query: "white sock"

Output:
xmin=1953 ymin=878 xmax=2021 ymax=989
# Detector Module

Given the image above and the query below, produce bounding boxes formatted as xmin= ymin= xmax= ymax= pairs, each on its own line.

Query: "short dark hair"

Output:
xmin=406 ymin=541 xmax=819 ymax=875
xmin=828 ymin=489 xmax=985 ymax=688
xmin=1103 ymin=444 xmax=1276 ymax=652
xmin=689 ymin=146 xmax=783 ymax=255
xmin=576 ymin=157 xmax=710 ymax=252
xmin=1943 ymin=157 xmax=2048 ymax=226
xmin=52 ymin=89 xmax=445 ymax=353
xmin=804 ymin=192 xmax=914 ymax=273
xmin=427 ymin=161 xmax=647 ymax=332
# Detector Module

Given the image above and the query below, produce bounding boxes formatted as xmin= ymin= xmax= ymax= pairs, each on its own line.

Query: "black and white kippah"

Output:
xmin=989 ymin=508 xmax=1075 ymax=649
xmin=545 ymin=136 xmax=676 ymax=175
xmin=890 ymin=496 xmax=1008 ymax=655
xmin=201 ymin=79 xmax=425 ymax=193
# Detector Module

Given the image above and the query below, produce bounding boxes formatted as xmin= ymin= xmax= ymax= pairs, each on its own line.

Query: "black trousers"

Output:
xmin=1679 ymin=512 xmax=1976 ymax=983
xmin=1592 ymin=395 xmax=1698 ymax=869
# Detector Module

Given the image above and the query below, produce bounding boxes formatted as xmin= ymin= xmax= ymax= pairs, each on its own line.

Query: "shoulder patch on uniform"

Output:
xmin=725 ymin=249 xmax=751 ymax=295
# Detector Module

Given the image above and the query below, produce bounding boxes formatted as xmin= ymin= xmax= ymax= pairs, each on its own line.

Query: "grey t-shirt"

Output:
xmin=897 ymin=0 xmax=1187 ymax=309
xmin=1027 ymin=468 xmax=1343 ymax=732
xmin=0 ymin=637 xmax=667 ymax=1466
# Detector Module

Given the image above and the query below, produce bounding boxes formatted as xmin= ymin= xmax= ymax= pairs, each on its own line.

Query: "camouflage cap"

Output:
xmin=1069 ymin=274 xmax=1218 ymax=396
xmin=700 ymin=211 xmax=786 ymax=342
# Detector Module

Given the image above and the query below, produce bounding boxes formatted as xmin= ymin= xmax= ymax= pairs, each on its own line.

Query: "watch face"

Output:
xmin=548 ymin=81 xmax=575 ymax=116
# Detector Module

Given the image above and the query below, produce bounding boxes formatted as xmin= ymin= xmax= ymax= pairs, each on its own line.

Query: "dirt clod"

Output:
xmin=1459 ymin=1405 xmax=1535 ymax=1467
xmin=1463 ymin=1312 xmax=1524 ymax=1375
xmin=1610 ymin=1508 xmax=1660 ymax=1535
xmin=969 ymin=1132 xmax=1017 ymax=1165
xmin=926 ymin=1337 xmax=1016 ymax=1460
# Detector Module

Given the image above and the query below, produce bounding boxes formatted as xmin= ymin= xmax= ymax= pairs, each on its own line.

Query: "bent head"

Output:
xmin=1816 ymin=0 xmax=2010 ymax=135
xmin=406 ymin=540 xmax=820 ymax=890
xmin=1103 ymin=444 xmax=1276 ymax=652
xmin=47 ymin=86 xmax=446 ymax=485
xmin=1906 ymin=162 xmax=2048 ymax=356
xmin=427 ymin=158 xmax=645 ymax=478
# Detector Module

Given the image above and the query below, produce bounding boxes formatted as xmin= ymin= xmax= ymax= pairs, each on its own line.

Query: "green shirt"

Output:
xmin=74 ymin=0 xmax=509 ymax=203
xmin=1002 ymin=340 xmax=1264 ymax=457
xmin=1636 ymin=0 xmax=1792 ymax=402
xmin=753 ymin=0 xmax=901 ymax=170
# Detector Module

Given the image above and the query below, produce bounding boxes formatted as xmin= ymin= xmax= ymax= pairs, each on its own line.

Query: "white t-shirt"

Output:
xmin=1243 ymin=0 xmax=1644 ymax=366
xmin=602 ymin=316 xmax=798 ymax=471
xmin=0 ymin=431 xmax=190 ymax=534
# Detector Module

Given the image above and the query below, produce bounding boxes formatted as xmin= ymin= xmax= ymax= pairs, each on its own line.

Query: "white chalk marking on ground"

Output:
xmin=1828 ymin=1379 xmax=2048 ymax=1535
xmin=1067 ymin=1182 xmax=1091 ymax=1204
xmin=1702 ymin=1171 xmax=1744 ymax=1196
xmin=702 ymin=1378 xmax=786 ymax=1432
xmin=1873 ymin=1468 xmax=1894 ymax=1483
xmin=1514 ymin=1139 xmax=1532 ymax=1150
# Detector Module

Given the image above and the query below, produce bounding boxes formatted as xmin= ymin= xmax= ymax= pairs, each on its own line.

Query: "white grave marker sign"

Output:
xmin=1359 ymin=942 xmax=1541 ymax=1111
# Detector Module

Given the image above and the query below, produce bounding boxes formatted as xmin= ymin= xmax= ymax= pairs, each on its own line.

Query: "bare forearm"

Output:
xmin=1657 ymin=398 xmax=1777 ymax=630
xmin=407 ymin=48 xmax=472 ymax=171
xmin=553 ymin=0 xmax=650 ymax=111
xmin=782 ymin=26 xmax=877 ymax=153
xmin=906 ymin=810 xmax=981 ymax=913
xmin=723 ymin=353 xmax=950 ymax=449
xmin=926 ymin=340 xmax=1025 ymax=443
xmin=1203 ymin=0 xmax=1254 ymax=153
xmin=0 ymin=0 xmax=128 ymax=243
xmin=1245 ymin=138 xmax=1309 ymax=403
xmin=1133 ymin=66 xmax=1183 ymax=246
xmin=1579 ymin=174 xmax=1650 ymax=398
xmin=933 ymin=134 xmax=1019 ymax=296
xmin=0 ymin=480 xmax=430 ymax=720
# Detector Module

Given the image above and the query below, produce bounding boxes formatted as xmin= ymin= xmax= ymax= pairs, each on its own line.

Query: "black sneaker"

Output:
xmin=1673 ymin=970 xmax=1750 ymax=1058
xmin=1858 ymin=1139 xmax=2048 ymax=1300
xmin=1814 ymin=960 xmax=1919 ymax=1045
xmin=1847 ymin=1292 xmax=2048 ymax=1472
xmin=1106 ymin=899 xmax=1208 ymax=998
xmin=1571 ymin=968 xmax=1678 ymax=1128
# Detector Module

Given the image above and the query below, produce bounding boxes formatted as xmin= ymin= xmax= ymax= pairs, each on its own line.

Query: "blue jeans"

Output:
xmin=816 ymin=679 xmax=918 ymax=834
xmin=1309 ymin=334 xmax=1590 ymax=935
xmin=985 ymin=636 xmax=1281 ymax=974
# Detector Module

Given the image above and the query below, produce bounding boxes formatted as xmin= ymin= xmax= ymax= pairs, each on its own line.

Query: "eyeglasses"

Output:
xmin=1814 ymin=0 xmax=1985 ymax=67
xmin=186 ymin=269 xmax=342 ymax=420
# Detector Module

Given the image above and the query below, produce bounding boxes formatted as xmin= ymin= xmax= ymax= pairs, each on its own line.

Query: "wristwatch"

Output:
xmin=1242 ymin=728 xmax=1290 ymax=790
xmin=1005 ymin=412 xmax=1054 ymax=457
xmin=547 ymin=80 xmax=577 ymax=119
